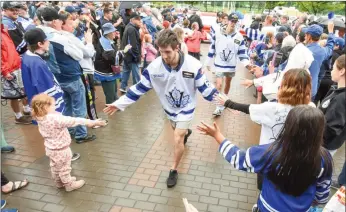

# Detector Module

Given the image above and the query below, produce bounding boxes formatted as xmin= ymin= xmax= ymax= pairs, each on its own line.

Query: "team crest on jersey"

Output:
xmin=219 ymin=47 xmax=234 ymax=63
xmin=166 ymin=87 xmax=190 ymax=108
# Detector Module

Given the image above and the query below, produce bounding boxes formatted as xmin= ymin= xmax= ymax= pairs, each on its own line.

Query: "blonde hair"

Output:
xmin=191 ymin=22 xmax=199 ymax=30
xmin=173 ymin=27 xmax=184 ymax=43
xmin=144 ymin=34 xmax=152 ymax=43
xmin=278 ymin=69 xmax=311 ymax=106
xmin=31 ymin=94 xmax=54 ymax=118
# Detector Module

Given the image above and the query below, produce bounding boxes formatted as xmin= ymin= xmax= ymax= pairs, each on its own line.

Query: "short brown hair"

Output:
xmin=183 ymin=19 xmax=190 ymax=28
xmin=31 ymin=93 xmax=55 ymax=118
xmin=335 ymin=54 xmax=345 ymax=71
xmin=156 ymin=29 xmax=180 ymax=49
xmin=278 ymin=69 xmax=312 ymax=106
xmin=173 ymin=27 xmax=184 ymax=43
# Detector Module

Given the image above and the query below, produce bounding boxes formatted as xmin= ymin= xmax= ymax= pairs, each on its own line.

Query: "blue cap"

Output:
xmin=102 ymin=23 xmax=116 ymax=35
xmin=335 ymin=37 xmax=345 ymax=48
xmin=228 ymin=12 xmax=239 ymax=21
xmin=65 ymin=6 xmax=77 ymax=14
xmin=302 ymin=24 xmax=323 ymax=37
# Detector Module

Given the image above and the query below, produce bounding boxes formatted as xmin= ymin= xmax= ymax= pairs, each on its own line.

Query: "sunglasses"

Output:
xmin=229 ymin=20 xmax=238 ymax=23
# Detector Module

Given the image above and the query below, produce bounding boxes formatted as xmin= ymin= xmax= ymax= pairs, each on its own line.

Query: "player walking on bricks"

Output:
xmin=104 ymin=30 xmax=218 ymax=188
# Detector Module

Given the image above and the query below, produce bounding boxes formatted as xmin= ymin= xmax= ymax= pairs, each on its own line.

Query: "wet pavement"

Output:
xmin=1 ymin=44 xmax=345 ymax=212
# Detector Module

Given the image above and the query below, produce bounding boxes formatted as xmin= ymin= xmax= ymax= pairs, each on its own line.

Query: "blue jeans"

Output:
xmin=59 ymin=79 xmax=88 ymax=139
xmin=121 ymin=62 xmax=140 ymax=90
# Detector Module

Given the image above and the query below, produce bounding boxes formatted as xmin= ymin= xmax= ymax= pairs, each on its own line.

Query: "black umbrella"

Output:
xmin=316 ymin=16 xmax=345 ymax=29
xmin=119 ymin=1 xmax=143 ymax=10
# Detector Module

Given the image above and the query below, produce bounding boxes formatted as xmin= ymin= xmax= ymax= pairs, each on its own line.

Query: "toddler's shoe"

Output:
xmin=56 ymin=177 xmax=76 ymax=189
xmin=65 ymin=180 xmax=85 ymax=192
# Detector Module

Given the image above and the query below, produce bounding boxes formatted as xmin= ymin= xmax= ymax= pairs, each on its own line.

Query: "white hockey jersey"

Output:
xmin=112 ymin=54 xmax=218 ymax=122
xmin=207 ymin=29 xmax=250 ymax=73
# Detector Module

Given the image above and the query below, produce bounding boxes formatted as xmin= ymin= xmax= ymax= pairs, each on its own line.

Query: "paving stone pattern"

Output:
xmin=1 ymin=44 xmax=345 ymax=212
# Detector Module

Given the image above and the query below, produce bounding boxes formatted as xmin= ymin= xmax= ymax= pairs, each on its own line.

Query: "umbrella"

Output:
xmin=316 ymin=16 xmax=345 ymax=29
xmin=119 ymin=1 xmax=143 ymax=10
xmin=235 ymin=11 xmax=244 ymax=20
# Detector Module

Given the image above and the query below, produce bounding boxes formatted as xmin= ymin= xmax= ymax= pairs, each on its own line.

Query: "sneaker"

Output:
xmin=75 ymin=134 xmax=96 ymax=144
xmin=1 ymin=200 xmax=6 ymax=209
xmin=71 ymin=153 xmax=81 ymax=162
xmin=119 ymin=88 xmax=126 ymax=93
xmin=166 ymin=169 xmax=178 ymax=188
xmin=252 ymin=204 xmax=258 ymax=212
xmin=15 ymin=116 xmax=32 ymax=125
xmin=331 ymin=180 xmax=341 ymax=190
xmin=65 ymin=180 xmax=85 ymax=192
xmin=23 ymin=111 xmax=31 ymax=116
xmin=184 ymin=129 xmax=192 ymax=145
xmin=1 ymin=146 xmax=15 ymax=153
xmin=212 ymin=108 xmax=223 ymax=116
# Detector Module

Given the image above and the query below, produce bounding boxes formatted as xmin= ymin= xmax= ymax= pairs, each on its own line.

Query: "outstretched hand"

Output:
xmin=86 ymin=119 xmax=107 ymax=127
xmin=213 ymin=93 xmax=228 ymax=106
xmin=103 ymin=104 xmax=119 ymax=116
xmin=197 ymin=122 xmax=226 ymax=144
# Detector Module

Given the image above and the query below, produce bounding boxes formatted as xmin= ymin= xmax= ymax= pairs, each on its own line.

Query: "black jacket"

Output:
xmin=121 ymin=23 xmax=141 ymax=64
xmin=94 ymin=38 xmax=123 ymax=74
xmin=319 ymin=86 xmax=346 ymax=150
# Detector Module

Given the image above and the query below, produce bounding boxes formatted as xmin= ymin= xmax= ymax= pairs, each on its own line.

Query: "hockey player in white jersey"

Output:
xmin=206 ymin=12 xmax=252 ymax=116
xmin=104 ymin=30 xmax=218 ymax=188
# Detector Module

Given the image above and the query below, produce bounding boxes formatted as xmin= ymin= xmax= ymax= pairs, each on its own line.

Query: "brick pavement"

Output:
xmin=1 ymin=44 xmax=345 ymax=212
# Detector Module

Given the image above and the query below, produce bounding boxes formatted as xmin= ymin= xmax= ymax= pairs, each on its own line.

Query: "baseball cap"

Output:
xmin=278 ymin=26 xmax=288 ymax=33
xmin=302 ymin=24 xmax=323 ymax=37
xmin=41 ymin=7 xmax=60 ymax=22
xmin=228 ymin=12 xmax=239 ymax=21
xmin=162 ymin=21 xmax=170 ymax=29
xmin=24 ymin=28 xmax=47 ymax=45
xmin=335 ymin=37 xmax=345 ymax=48
xmin=217 ymin=11 xmax=223 ymax=17
xmin=129 ymin=12 xmax=141 ymax=20
xmin=2 ymin=2 xmax=22 ymax=10
xmin=65 ymin=6 xmax=78 ymax=14
xmin=102 ymin=23 xmax=116 ymax=35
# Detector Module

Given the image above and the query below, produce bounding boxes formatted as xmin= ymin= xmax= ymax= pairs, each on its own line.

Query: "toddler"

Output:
xmin=31 ymin=94 xmax=106 ymax=192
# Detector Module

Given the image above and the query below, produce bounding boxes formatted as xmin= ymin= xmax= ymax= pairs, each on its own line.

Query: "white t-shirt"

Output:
xmin=249 ymin=102 xmax=293 ymax=145
xmin=249 ymin=102 xmax=315 ymax=145
xmin=261 ymin=26 xmax=277 ymax=37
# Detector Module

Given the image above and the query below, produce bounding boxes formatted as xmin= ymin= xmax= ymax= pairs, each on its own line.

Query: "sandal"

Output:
xmin=2 ymin=180 xmax=29 ymax=194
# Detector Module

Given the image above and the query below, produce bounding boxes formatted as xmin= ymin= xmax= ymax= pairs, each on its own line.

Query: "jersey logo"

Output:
xmin=234 ymin=39 xmax=241 ymax=45
xmin=166 ymin=87 xmax=190 ymax=108
xmin=219 ymin=47 xmax=234 ymax=63
xmin=182 ymin=71 xmax=194 ymax=78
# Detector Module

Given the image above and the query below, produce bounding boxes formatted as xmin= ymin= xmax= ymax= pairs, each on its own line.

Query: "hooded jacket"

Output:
xmin=1 ymin=24 xmax=21 ymax=77
xmin=319 ymin=86 xmax=346 ymax=150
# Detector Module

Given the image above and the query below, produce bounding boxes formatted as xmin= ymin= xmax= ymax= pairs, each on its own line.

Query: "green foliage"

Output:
xmin=297 ymin=2 xmax=346 ymax=16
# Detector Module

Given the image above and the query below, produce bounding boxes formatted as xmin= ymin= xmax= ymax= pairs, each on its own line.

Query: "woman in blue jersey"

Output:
xmin=197 ymin=105 xmax=333 ymax=212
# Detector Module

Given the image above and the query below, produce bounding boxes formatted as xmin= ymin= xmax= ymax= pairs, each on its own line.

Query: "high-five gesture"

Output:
xmin=103 ymin=104 xmax=119 ymax=116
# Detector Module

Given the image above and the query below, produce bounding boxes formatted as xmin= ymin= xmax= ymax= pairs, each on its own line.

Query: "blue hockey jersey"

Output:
xmin=21 ymin=51 xmax=65 ymax=113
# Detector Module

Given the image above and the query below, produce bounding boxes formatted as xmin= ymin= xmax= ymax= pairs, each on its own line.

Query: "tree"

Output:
xmin=297 ymin=2 xmax=345 ymax=16
xmin=265 ymin=1 xmax=286 ymax=13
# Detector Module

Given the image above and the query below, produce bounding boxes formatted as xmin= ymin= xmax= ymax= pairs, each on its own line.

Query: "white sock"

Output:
xmin=23 ymin=105 xmax=31 ymax=113
xmin=15 ymin=112 xmax=23 ymax=119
